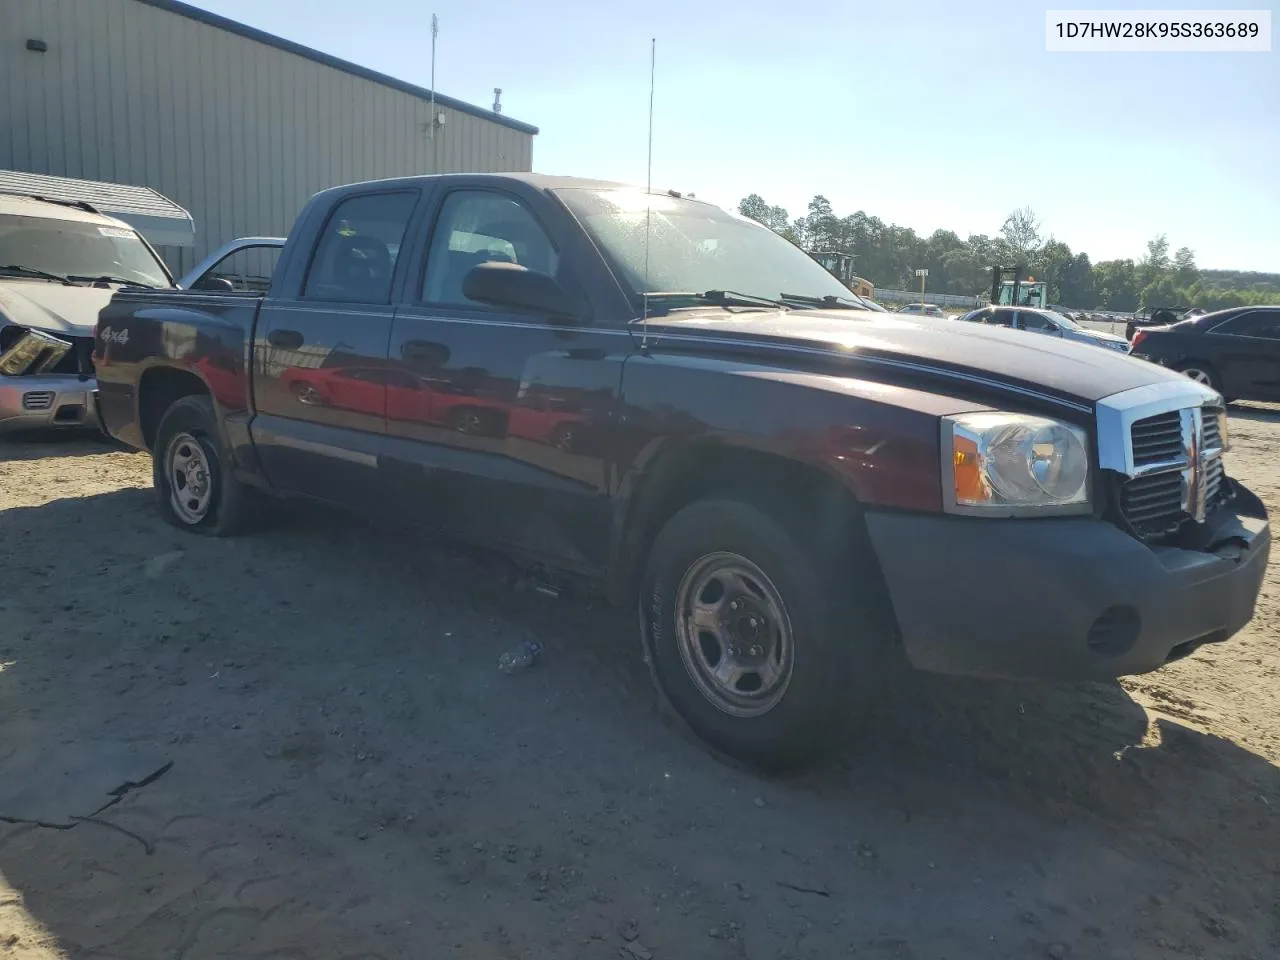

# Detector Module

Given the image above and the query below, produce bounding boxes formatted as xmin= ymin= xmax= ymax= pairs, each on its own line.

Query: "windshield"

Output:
xmin=555 ymin=188 xmax=853 ymax=306
xmin=0 ymin=213 xmax=170 ymax=287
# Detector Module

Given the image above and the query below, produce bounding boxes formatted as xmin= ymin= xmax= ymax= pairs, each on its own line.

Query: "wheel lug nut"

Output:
xmin=729 ymin=601 xmax=739 ymax=610
xmin=749 ymin=617 xmax=758 ymax=628
xmin=749 ymin=645 xmax=762 ymax=656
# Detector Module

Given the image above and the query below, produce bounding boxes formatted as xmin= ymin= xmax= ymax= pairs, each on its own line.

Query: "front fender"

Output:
xmin=613 ymin=351 xmax=983 ymax=511
xmin=602 ymin=351 xmax=991 ymax=604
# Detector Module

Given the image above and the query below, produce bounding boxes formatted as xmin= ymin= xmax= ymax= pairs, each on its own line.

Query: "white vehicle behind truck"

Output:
xmin=0 ymin=171 xmax=193 ymax=434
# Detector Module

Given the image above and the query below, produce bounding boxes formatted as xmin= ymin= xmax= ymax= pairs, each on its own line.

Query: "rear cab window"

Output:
xmin=303 ymin=191 xmax=419 ymax=304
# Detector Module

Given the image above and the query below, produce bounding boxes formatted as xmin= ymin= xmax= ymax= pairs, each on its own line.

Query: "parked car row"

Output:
xmin=954 ymin=306 xmax=1131 ymax=352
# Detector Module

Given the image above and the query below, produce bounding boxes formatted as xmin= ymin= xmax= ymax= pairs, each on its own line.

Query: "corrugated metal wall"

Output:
xmin=0 ymin=0 xmax=535 ymax=273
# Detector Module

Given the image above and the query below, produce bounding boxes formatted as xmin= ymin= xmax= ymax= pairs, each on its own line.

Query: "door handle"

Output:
xmin=400 ymin=339 xmax=450 ymax=366
xmin=267 ymin=329 xmax=304 ymax=349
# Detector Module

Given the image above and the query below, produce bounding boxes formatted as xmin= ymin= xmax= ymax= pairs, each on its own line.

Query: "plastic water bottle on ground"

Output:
xmin=497 ymin=640 xmax=543 ymax=674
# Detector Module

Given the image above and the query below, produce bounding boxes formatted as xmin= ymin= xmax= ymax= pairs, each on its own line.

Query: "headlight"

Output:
xmin=943 ymin=412 xmax=1091 ymax=515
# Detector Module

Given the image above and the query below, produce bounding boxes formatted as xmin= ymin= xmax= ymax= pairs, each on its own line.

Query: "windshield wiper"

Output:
xmin=779 ymin=292 xmax=866 ymax=309
xmin=69 ymin=274 xmax=154 ymax=288
xmin=0 ymin=264 xmax=76 ymax=285
xmin=641 ymin=290 xmax=788 ymax=310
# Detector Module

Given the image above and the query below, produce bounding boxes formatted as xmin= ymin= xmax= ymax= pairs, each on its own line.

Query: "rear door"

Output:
xmin=251 ymin=188 xmax=423 ymax=504
xmin=1208 ymin=309 xmax=1280 ymax=401
xmin=382 ymin=182 xmax=627 ymax=571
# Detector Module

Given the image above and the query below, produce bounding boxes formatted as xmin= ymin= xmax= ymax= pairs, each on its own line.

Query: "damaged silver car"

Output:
xmin=0 ymin=193 xmax=174 ymax=434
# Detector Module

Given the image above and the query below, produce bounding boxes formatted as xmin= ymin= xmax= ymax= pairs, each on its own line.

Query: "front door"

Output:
xmin=251 ymin=188 xmax=422 ymax=504
xmin=383 ymin=185 xmax=626 ymax=571
xmin=1210 ymin=309 xmax=1280 ymax=402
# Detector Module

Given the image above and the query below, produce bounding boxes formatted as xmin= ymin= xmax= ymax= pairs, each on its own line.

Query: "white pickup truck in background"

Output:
xmin=0 ymin=169 xmax=285 ymax=437
xmin=0 ymin=170 xmax=197 ymax=435
xmin=0 ymin=195 xmax=177 ymax=433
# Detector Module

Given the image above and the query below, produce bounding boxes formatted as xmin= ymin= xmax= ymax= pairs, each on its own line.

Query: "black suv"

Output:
xmin=1128 ymin=306 xmax=1280 ymax=402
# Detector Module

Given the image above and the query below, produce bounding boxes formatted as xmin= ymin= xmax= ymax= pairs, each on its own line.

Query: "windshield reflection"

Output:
xmin=556 ymin=188 xmax=854 ymax=309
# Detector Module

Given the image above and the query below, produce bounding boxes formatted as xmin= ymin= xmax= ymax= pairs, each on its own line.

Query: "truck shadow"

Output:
xmin=0 ymin=489 xmax=1276 ymax=957
xmin=1227 ymin=401 xmax=1280 ymax=425
xmin=0 ymin=431 xmax=127 ymax=462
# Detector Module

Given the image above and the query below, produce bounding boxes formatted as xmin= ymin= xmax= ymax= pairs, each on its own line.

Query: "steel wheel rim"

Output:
xmin=673 ymin=552 xmax=795 ymax=718
xmin=165 ymin=431 xmax=214 ymax=524
xmin=1183 ymin=368 xmax=1213 ymax=385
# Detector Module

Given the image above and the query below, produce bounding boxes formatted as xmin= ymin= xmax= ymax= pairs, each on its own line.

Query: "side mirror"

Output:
xmin=194 ymin=275 xmax=235 ymax=293
xmin=462 ymin=262 xmax=582 ymax=321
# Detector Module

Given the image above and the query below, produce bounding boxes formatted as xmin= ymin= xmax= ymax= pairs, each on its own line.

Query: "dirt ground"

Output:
xmin=1 ymin=409 xmax=1277 ymax=960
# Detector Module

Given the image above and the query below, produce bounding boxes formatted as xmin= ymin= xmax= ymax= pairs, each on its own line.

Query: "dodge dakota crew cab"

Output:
xmin=94 ymin=174 xmax=1271 ymax=769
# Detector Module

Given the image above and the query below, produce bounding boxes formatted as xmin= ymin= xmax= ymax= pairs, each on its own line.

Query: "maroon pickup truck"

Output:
xmin=93 ymin=174 xmax=1270 ymax=769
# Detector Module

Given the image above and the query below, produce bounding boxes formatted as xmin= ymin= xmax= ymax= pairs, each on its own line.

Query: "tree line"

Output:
xmin=738 ymin=193 xmax=1279 ymax=312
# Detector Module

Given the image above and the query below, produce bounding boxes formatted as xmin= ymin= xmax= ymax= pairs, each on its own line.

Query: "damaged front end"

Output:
xmin=0 ymin=324 xmax=99 ymax=433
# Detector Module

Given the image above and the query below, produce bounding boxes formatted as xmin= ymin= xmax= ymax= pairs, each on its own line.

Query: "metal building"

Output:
xmin=1 ymin=0 xmax=538 ymax=273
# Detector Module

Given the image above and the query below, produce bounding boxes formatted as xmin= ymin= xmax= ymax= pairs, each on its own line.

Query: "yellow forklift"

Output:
xmin=990 ymin=265 xmax=1047 ymax=308
xmin=812 ymin=250 xmax=874 ymax=299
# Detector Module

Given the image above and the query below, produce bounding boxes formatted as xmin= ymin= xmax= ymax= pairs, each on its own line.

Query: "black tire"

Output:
xmin=152 ymin=394 xmax=259 ymax=536
xmin=640 ymin=498 xmax=889 ymax=771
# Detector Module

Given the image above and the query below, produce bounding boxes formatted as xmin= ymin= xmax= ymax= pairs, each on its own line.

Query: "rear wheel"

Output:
xmin=641 ymin=498 xmax=889 ymax=771
xmin=1175 ymin=362 xmax=1223 ymax=394
xmin=551 ymin=424 xmax=576 ymax=453
xmin=152 ymin=394 xmax=259 ymax=536
xmin=289 ymin=381 xmax=324 ymax=406
xmin=450 ymin=407 xmax=487 ymax=436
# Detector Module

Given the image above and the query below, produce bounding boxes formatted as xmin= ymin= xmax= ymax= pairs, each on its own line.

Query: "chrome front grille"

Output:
xmin=1119 ymin=470 xmax=1183 ymax=527
xmin=1130 ymin=411 xmax=1182 ymax=469
xmin=1119 ymin=405 xmax=1227 ymax=537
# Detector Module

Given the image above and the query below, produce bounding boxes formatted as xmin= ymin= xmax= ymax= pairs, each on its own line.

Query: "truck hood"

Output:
xmin=0 ymin=280 xmax=114 ymax=337
xmin=645 ymin=309 xmax=1179 ymax=406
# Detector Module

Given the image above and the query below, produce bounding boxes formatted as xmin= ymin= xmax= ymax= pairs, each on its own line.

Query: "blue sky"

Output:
xmin=193 ymin=0 xmax=1278 ymax=271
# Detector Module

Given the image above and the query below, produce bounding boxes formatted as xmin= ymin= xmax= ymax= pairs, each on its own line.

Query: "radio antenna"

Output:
xmin=641 ymin=37 xmax=655 ymax=351
xmin=429 ymin=14 xmax=439 ymax=172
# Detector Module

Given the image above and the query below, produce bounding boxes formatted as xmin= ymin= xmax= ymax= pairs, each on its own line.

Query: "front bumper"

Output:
xmin=0 ymin=374 xmax=100 ymax=434
xmin=865 ymin=495 xmax=1270 ymax=681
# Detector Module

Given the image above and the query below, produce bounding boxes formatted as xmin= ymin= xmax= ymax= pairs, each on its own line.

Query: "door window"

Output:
xmin=1254 ymin=311 xmax=1280 ymax=339
xmin=421 ymin=191 xmax=559 ymax=306
xmin=193 ymin=244 xmax=282 ymax=293
xmin=303 ymin=191 xmax=418 ymax=303
xmin=1019 ymin=311 xmax=1055 ymax=332
xmin=1216 ymin=310 xmax=1280 ymax=340
xmin=981 ymin=309 xmax=1015 ymax=327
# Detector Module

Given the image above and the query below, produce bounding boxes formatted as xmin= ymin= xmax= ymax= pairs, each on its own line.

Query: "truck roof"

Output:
xmin=312 ymin=172 xmax=713 ymax=204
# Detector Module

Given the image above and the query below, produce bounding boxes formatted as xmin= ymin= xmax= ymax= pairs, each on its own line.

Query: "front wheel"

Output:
xmin=641 ymin=498 xmax=888 ymax=771
xmin=152 ymin=394 xmax=259 ymax=536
